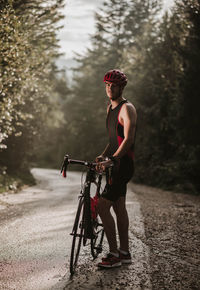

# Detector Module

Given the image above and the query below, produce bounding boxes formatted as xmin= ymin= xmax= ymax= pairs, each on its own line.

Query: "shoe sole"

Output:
xmin=98 ymin=262 xmax=122 ymax=268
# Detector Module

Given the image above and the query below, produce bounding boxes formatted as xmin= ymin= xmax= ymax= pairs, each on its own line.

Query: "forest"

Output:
xmin=0 ymin=0 xmax=199 ymax=194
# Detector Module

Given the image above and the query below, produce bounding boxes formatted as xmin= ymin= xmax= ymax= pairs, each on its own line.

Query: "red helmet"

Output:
xmin=103 ymin=69 xmax=128 ymax=87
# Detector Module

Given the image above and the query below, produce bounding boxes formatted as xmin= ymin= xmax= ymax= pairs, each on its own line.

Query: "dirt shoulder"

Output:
xmin=132 ymin=183 xmax=200 ymax=290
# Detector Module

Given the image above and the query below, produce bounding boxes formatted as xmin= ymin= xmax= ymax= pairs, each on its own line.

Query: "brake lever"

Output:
xmin=61 ymin=154 xmax=69 ymax=178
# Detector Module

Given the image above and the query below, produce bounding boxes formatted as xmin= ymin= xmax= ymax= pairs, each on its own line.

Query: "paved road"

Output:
xmin=0 ymin=169 xmax=151 ymax=290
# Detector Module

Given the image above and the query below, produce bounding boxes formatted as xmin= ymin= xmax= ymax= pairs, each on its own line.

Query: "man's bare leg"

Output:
xmin=97 ymin=197 xmax=118 ymax=254
xmin=113 ymin=196 xmax=129 ymax=252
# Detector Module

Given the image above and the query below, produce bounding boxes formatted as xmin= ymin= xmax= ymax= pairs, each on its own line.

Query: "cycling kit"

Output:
xmin=102 ymin=99 xmax=135 ymax=202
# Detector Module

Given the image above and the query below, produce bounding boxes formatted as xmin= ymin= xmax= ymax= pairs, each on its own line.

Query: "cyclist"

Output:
xmin=96 ymin=69 xmax=137 ymax=268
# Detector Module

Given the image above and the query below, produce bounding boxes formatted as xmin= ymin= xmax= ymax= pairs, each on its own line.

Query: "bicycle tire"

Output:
xmin=83 ymin=194 xmax=93 ymax=242
xmin=91 ymin=218 xmax=104 ymax=258
xmin=70 ymin=196 xmax=84 ymax=275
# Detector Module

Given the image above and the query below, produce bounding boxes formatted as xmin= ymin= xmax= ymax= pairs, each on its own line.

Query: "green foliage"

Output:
xmin=0 ymin=167 xmax=35 ymax=193
xmin=0 ymin=0 xmax=66 ymax=176
xmin=1 ymin=0 xmax=199 ymax=194
xmin=32 ymin=71 xmax=71 ymax=168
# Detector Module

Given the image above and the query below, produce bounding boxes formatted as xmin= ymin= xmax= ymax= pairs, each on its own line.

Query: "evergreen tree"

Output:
xmin=131 ymin=0 xmax=200 ymax=193
xmin=61 ymin=0 xmax=130 ymax=160
xmin=174 ymin=0 xmax=200 ymax=191
xmin=50 ymin=0 xmax=199 ymax=193
xmin=61 ymin=0 xmax=162 ymax=162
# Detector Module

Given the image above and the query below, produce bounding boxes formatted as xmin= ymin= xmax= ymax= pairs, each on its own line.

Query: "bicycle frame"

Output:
xmin=61 ymin=154 xmax=105 ymax=275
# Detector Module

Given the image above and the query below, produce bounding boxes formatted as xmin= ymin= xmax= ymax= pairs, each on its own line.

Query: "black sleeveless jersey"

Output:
xmin=106 ymin=99 xmax=135 ymax=160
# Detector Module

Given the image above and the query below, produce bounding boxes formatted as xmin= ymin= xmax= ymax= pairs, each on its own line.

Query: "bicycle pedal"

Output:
xmin=95 ymin=248 xmax=102 ymax=254
xmin=95 ymin=245 xmax=102 ymax=251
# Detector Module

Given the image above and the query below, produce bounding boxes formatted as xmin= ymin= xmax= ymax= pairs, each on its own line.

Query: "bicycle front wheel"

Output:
xmin=70 ymin=196 xmax=84 ymax=275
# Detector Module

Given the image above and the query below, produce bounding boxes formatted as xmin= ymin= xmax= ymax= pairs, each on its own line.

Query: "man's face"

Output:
xmin=105 ymin=81 xmax=122 ymax=100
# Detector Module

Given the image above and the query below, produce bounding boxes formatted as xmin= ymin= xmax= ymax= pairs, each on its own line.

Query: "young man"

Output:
xmin=96 ymin=69 xmax=137 ymax=268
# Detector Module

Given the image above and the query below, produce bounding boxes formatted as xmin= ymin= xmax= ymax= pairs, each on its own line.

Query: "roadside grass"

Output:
xmin=0 ymin=170 xmax=36 ymax=194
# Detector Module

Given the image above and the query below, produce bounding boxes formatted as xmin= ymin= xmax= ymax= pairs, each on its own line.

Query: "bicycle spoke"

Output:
xmin=70 ymin=197 xmax=84 ymax=275
xmin=91 ymin=218 xmax=105 ymax=258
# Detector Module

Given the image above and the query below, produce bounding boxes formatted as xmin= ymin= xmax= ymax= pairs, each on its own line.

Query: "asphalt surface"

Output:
xmin=0 ymin=168 xmax=151 ymax=290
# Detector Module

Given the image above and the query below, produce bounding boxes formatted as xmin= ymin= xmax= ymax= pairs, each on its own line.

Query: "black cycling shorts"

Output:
xmin=101 ymin=156 xmax=134 ymax=202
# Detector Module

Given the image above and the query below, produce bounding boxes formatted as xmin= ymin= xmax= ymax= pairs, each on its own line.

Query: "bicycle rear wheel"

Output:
xmin=70 ymin=196 xmax=84 ymax=275
xmin=91 ymin=217 xmax=104 ymax=258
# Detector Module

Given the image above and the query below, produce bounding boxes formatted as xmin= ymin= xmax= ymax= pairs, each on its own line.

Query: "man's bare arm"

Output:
xmin=113 ymin=103 xmax=137 ymax=159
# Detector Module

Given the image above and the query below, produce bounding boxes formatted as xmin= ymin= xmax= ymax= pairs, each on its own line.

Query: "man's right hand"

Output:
xmin=95 ymin=155 xmax=105 ymax=163
xmin=95 ymin=155 xmax=105 ymax=172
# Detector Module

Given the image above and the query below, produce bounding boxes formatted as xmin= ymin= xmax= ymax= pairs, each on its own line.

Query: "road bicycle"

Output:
xmin=61 ymin=154 xmax=108 ymax=275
